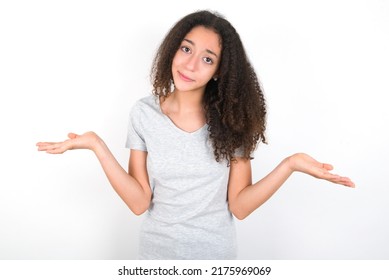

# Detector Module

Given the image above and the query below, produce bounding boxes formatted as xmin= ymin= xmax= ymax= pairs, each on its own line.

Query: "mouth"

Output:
xmin=177 ymin=71 xmax=194 ymax=82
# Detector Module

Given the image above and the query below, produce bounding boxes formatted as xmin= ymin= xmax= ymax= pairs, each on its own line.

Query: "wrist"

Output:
xmin=85 ymin=132 xmax=103 ymax=152
xmin=284 ymin=153 xmax=301 ymax=173
xmin=93 ymin=137 xmax=113 ymax=162
xmin=92 ymin=135 xmax=105 ymax=153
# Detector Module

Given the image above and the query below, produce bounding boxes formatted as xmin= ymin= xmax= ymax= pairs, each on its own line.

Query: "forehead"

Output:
xmin=184 ymin=26 xmax=221 ymax=54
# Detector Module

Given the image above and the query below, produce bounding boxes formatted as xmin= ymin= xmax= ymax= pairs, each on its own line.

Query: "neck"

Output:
xmin=168 ymin=89 xmax=204 ymax=113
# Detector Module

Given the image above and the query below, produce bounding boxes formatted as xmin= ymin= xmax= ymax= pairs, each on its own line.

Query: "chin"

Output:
xmin=173 ymin=81 xmax=206 ymax=93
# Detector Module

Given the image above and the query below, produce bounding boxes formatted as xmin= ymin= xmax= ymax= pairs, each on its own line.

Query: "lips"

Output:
xmin=178 ymin=71 xmax=194 ymax=82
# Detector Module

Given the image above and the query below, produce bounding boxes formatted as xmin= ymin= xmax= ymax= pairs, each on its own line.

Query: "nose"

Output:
xmin=185 ymin=54 xmax=198 ymax=71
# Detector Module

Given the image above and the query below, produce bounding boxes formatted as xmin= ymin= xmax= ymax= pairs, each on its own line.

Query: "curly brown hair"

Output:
xmin=151 ymin=10 xmax=267 ymax=163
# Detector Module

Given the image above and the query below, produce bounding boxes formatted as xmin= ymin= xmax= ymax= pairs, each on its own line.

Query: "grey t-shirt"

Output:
xmin=126 ymin=95 xmax=237 ymax=259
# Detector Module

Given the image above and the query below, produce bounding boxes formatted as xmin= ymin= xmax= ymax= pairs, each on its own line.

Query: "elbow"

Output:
xmin=129 ymin=201 xmax=150 ymax=216
xmin=229 ymin=204 xmax=250 ymax=220
xmin=232 ymin=211 xmax=249 ymax=221
xmin=132 ymin=207 xmax=147 ymax=216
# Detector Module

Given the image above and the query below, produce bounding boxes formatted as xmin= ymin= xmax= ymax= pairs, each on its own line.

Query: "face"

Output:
xmin=171 ymin=26 xmax=221 ymax=94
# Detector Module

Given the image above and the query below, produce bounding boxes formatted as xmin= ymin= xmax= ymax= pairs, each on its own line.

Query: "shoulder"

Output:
xmin=129 ymin=95 xmax=165 ymax=128
xmin=138 ymin=95 xmax=158 ymax=105
xmin=131 ymin=95 xmax=159 ymax=113
xmin=129 ymin=95 xmax=158 ymax=115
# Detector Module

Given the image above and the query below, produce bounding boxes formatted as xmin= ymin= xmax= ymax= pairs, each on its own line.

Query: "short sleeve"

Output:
xmin=125 ymin=102 xmax=147 ymax=151
xmin=233 ymin=146 xmax=255 ymax=160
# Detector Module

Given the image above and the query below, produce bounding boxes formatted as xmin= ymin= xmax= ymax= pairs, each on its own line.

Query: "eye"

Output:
xmin=181 ymin=46 xmax=191 ymax=54
xmin=203 ymin=57 xmax=213 ymax=65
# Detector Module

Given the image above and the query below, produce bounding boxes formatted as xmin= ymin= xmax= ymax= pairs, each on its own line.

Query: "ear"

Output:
xmin=213 ymin=69 xmax=220 ymax=81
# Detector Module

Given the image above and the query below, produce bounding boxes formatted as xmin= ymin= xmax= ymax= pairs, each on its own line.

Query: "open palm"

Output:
xmin=36 ymin=131 xmax=99 ymax=154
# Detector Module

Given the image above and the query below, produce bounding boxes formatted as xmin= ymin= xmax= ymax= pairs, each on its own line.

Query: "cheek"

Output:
xmin=172 ymin=51 xmax=184 ymax=67
xmin=199 ymin=67 xmax=217 ymax=81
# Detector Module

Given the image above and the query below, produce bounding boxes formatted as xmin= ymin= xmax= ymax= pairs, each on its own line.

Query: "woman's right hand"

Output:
xmin=286 ymin=153 xmax=355 ymax=187
xmin=36 ymin=131 xmax=101 ymax=154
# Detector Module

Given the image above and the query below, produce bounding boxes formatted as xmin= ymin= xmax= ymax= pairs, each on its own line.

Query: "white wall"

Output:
xmin=0 ymin=0 xmax=388 ymax=259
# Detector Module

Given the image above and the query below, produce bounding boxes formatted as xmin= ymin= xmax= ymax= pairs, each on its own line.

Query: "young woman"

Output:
xmin=36 ymin=10 xmax=354 ymax=259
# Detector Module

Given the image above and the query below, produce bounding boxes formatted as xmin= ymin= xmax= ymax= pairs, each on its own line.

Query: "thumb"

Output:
xmin=322 ymin=163 xmax=334 ymax=171
xmin=68 ymin=132 xmax=79 ymax=139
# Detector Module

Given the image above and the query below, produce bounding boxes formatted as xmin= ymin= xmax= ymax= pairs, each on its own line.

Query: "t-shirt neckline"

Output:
xmin=154 ymin=96 xmax=208 ymax=136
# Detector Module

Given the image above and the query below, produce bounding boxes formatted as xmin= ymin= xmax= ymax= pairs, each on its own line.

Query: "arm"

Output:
xmin=36 ymin=132 xmax=152 ymax=215
xmin=228 ymin=153 xmax=355 ymax=220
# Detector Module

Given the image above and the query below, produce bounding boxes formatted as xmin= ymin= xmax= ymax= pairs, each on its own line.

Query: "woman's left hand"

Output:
xmin=287 ymin=153 xmax=355 ymax=188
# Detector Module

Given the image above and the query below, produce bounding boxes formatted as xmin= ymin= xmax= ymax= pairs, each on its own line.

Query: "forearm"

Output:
xmin=230 ymin=157 xmax=293 ymax=220
xmin=93 ymin=138 xmax=150 ymax=215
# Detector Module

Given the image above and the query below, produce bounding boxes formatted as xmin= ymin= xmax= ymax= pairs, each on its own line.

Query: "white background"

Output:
xmin=0 ymin=0 xmax=388 ymax=260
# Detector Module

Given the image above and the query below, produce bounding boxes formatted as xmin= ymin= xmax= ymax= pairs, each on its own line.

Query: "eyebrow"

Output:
xmin=183 ymin=38 xmax=219 ymax=58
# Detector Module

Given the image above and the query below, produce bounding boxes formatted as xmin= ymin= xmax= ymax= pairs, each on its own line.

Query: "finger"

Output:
xmin=320 ymin=172 xmax=341 ymax=181
xmin=338 ymin=177 xmax=355 ymax=188
xmin=313 ymin=165 xmax=338 ymax=179
xmin=36 ymin=141 xmax=67 ymax=152
xmin=37 ymin=141 xmax=67 ymax=153
xmin=45 ymin=143 xmax=67 ymax=154
xmin=329 ymin=176 xmax=355 ymax=188
xmin=45 ymin=149 xmax=64 ymax=154
xmin=322 ymin=163 xmax=334 ymax=171
xmin=36 ymin=143 xmax=58 ymax=151
xmin=36 ymin=142 xmax=57 ymax=146
xmin=68 ymin=132 xmax=78 ymax=139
